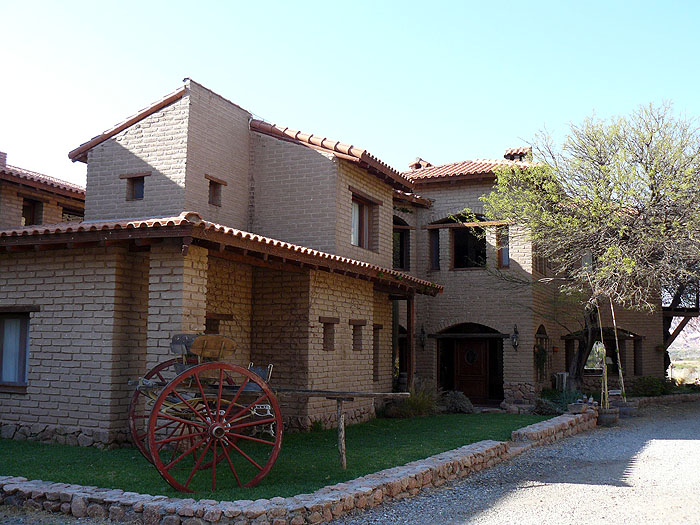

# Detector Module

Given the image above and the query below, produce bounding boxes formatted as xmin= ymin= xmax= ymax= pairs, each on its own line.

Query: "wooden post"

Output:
xmin=336 ymin=399 xmax=346 ymax=469
xmin=407 ymin=293 xmax=415 ymax=392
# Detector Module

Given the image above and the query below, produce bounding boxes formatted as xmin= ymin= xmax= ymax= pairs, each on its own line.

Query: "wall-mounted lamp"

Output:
xmin=511 ymin=324 xmax=519 ymax=350
xmin=419 ymin=325 xmax=426 ymax=348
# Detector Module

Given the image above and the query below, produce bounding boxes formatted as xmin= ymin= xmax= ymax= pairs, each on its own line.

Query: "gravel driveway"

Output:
xmin=335 ymin=401 xmax=700 ymax=525
xmin=3 ymin=402 xmax=699 ymax=524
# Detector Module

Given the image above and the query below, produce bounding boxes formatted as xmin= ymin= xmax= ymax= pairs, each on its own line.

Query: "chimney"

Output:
xmin=408 ymin=157 xmax=433 ymax=171
xmin=504 ymin=147 xmax=532 ymax=162
xmin=0 ymin=151 xmax=6 ymax=167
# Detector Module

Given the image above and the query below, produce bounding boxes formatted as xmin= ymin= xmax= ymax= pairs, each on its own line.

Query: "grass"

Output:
xmin=0 ymin=413 xmax=547 ymax=501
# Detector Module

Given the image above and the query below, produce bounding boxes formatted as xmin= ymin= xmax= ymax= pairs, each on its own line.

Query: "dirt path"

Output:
xmin=336 ymin=401 xmax=700 ymax=524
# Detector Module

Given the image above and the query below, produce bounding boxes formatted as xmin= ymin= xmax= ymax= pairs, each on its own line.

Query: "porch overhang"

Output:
xmin=0 ymin=211 xmax=443 ymax=297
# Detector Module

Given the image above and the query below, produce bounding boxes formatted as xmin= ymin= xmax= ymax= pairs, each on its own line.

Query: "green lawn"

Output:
xmin=0 ymin=413 xmax=547 ymax=501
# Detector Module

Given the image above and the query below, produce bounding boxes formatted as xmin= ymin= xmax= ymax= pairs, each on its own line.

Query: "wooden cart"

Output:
xmin=128 ymin=334 xmax=407 ymax=492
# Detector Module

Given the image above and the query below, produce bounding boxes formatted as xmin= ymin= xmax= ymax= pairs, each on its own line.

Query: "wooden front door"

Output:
xmin=454 ymin=339 xmax=489 ymax=403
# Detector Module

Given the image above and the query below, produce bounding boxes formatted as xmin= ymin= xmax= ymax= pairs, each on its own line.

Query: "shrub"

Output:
xmin=533 ymin=398 xmax=563 ymax=415
xmin=536 ymin=388 xmax=584 ymax=412
xmin=628 ymin=376 xmax=675 ymax=397
xmin=442 ymin=391 xmax=475 ymax=414
xmin=385 ymin=378 xmax=441 ymax=418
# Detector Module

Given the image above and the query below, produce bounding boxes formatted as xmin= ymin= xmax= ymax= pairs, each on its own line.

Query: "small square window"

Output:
xmin=205 ymin=318 xmax=220 ymax=335
xmin=323 ymin=323 xmax=335 ymax=351
xmin=21 ymin=199 xmax=42 ymax=226
xmin=352 ymin=324 xmax=363 ymax=351
xmin=209 ymin=180 xmax=222 ymax=207
xmin=127 ymin=177 xmax=145 ymax=200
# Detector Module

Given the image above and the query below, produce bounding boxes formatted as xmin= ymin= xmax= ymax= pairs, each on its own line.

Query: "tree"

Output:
xmin=479 ymin=103 xmax=700 ymax=389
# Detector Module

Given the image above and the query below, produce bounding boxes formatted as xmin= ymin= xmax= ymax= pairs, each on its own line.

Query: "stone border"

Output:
xmin=0 ymin=410 xmax=597 ymax=525
xmin=632 ymin=392 xmax=700 ymax=407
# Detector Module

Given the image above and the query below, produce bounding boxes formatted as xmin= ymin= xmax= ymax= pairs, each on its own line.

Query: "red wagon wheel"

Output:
xmin=147 ymin=362 xmax=283 ymax=492
xmin=128 ymin=358 xmax=196 ymax=463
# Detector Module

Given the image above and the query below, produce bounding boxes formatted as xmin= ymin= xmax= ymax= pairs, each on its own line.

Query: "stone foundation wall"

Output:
xmin=0 ymin=421 xmax=129 ymax=449
xmin=503 ymin=381 xmax=536 ymax=404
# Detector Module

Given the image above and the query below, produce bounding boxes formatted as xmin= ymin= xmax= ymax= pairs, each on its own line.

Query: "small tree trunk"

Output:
xmin=609 ymin=297 xmax=626 ymax=401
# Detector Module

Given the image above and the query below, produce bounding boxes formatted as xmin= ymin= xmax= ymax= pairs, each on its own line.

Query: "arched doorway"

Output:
xmin=436 ymin=323 xmax=505 ymax=405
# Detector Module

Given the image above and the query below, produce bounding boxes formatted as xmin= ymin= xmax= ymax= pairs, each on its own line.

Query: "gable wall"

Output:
xmin=185 ymin=83 xmax=251 ymax=228
xmin=249 ymin=132 xmax=338 ymax=252
xmin=84 ymin=96 xmax=190 ymax=221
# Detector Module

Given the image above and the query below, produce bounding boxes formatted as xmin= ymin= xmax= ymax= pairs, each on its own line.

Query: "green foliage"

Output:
xmin=533 ymin=398 xmax=563 ymax=415
xmin=311 ymin=419 xmax=325 ymax=432
xmin=536 ymin=388 xmax=585 ymax=412
xmin=534 ymin=345 xmax=547 ymax=376
xmin=442 ymin=390 xmax=475 ymax=414
xmin=628 ymin=376 xmax=700 ymax=397
xmin=475 ymin=103 xmax=700 ymax=311
xmin=0 ymin=413 xmax=548 ymax=500
xmin=385 ymin=379 xmax=441 ymax=418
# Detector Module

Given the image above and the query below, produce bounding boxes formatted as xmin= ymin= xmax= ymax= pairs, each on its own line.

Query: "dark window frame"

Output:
xmin=0 ymin=313 xmax=30 ymax=391
xmin=497 ymin=226 xmax=510 ymax=269
xmin=126 ymin=176 xmax=145 ymax=201
xmin=451 ymin=226 xmax=486 ymax=269
xmin=21 ymin=198 xmax=42 ymax=226
xmin=393 ymin=218 xmax=410 ymax=270
xmin=351 ymin=196 xmax=372 ymax=249
xmin=429 ymin=229 xmax=440 ymax=271
xmin=372 ymin=324 xmax=382 ymax=381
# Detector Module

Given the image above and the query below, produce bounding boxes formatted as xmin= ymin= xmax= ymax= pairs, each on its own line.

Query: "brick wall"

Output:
xmin=185 ymin=82 xmax=251 ymax=229
xmin=250 ymin=267 xmax=311 ymax=429
xmin=249 ymin=132 xmax=338 ymax=252
xmin=0 ymin=183 xmax=68 ymax=229
xmin=206 ymin=255 xmax=253 ymax=368
xmin=84 ymin=95 xmax=190 ymax=221
xmin=336 ymin=161 xmax=394 ymax=268
xmin=410 ymin=182 xmax=535 ymax=392
xmin=145 ymin=242 xmax=208 ymax=371
xmin=306 ymin=271 xmax=375 ymax=426
xmin=0 ymin=247 xmax=127 ymax=445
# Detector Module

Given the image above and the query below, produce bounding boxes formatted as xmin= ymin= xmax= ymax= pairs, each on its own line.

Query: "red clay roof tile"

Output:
xmin=0 ymin=212 xmax=442 ymax=296
xmin=1 ymin=164 xmax=85 ymax=197
xmin=403 ymin=158 xmax=529 ymax=183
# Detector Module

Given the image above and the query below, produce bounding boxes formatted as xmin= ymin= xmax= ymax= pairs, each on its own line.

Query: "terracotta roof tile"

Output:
xmin=0 ymin=212 xmax=442 ymax=296
xmin=504 ymin=146 xmax=532 ymax=157
xmin=1 ymin=164 xmax=85 ymax=197
xmin=250 ymin=120 xmax=414 ymax=192
xmin=404 ymin=158 xmax=529 ymax=183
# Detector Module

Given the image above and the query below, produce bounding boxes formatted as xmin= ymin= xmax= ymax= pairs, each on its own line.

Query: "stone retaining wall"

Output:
xmin=0 ymin=412 xmax=597 ymax=524
xmin=633 ymin=392 xmax=700 ymax=407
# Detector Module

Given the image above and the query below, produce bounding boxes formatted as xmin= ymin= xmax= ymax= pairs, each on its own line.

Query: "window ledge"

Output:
xmin=450 ymin=267 xmax=487 ymax=271
xmin=0 ymin=384 xmax=27 ymax=394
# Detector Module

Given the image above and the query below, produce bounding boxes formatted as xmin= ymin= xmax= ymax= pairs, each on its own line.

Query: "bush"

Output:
xmin=442 ymin=391 xmax=475 ymax=414
xmin=533 ymin=398 xmax=563 ymax=415
xmin=536 ymin=388 xmax=584 ymax=412
xmin=385 ymin=379 xmax=441 ymax=418
xmin=628 ymin=376 xmax=675 ymax=397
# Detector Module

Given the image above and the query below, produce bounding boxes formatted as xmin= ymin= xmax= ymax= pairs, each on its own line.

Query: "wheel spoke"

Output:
xmin=230 ymin=416 xmax=277 ymax=430
xmin=229 ymin=442 xmax=264 ymax=471
xmin=212 ymin=439 xmax=218 ymax=491
xmin=216 ymin=368 xmax=224 ymax=423
xmin=226 ymin=393 xmax=268 ymax=423
xmin=184 ymin=438 xmax=212 ymax=489
xmin=193 ymin=373 xmax=214 ymax=421
xmin=221 ymin=443 xmax=242 ymax=487
xmin=164 ymin=392 xmax=210 ymax=425
xmin=155 ymin=428 xmax=206 ymax=446
xmin=157 ymin=412 xmax=207 ymax=429
xmin=227 ymin=432 xmax=276 ymax=446
xmin=221 ymin=377 xmax=250 ymax=420
xmin=164 ymin=435 xmax=208 ymax=470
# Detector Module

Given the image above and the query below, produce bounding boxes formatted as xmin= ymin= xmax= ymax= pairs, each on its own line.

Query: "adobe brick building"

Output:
xmin=0 ymin=81 xmax=440 ymax=447
xmin=0 ymin=80 xmax=667 ymax=447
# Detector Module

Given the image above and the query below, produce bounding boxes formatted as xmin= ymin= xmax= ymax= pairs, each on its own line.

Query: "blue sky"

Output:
xmin=1 ymin=0 xmax=699 ymax=186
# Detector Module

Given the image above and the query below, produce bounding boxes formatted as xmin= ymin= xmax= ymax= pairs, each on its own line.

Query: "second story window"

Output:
xmin=429 ymin=229 xmax=440 ymax=270
xmin=393 ymin=217 xmax=410 ymax=270
xmin=351 ymin=196 xmax=372 ymax=248
xmin=205 ymin=174 xmax=227 ymax=207
xmin=452 ymin=227 xmax=486 ymax=269
xmin=21 ymin=199 xmax=42 ymax=226
xmin=127 ymin=177 xmax=145 ymax=200
xmin=497 ymin=226 xmax=510 ymax=269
